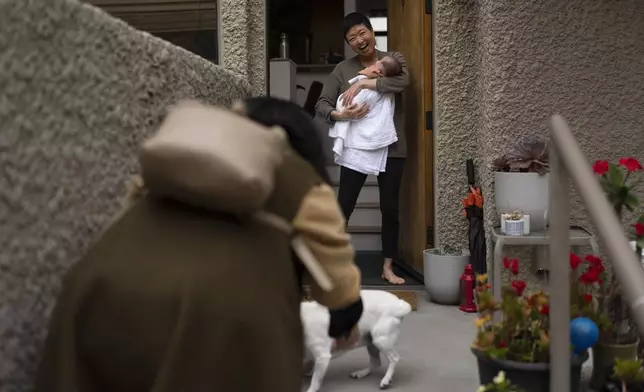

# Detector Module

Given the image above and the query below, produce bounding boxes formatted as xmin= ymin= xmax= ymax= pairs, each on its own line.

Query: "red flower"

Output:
xmin=584 ymin=255 xmax=605 ymax=275
xmin=511 ymin=280 xmax=527 ymax=296
xmin=634 ymin=222 xmax=644 ymax=237
xmin=619 ymin=157 xmax=643 ymax=172
xmin=583 ymin=294 xmax=593 ymax=303
xmin=540 ymin=304 xmax=550 ymax=315
xmin=503 ymin=257 xmax=519 ymax=275
xmin=570 ymin=253 xmax=582 ymax=270
xmin=498 ymin=341 xmax=508 ymax=348
xmin=585 ymin=254 xmax=603 ymax=267
xmin=592 ymin=160 xmax=610 ymax=175
xmin=580 ymin=267 xmax=601 ymax=284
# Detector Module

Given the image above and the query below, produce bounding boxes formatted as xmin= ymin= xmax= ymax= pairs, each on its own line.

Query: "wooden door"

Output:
xmin=387 ymin=0 xmax=433 ymax=272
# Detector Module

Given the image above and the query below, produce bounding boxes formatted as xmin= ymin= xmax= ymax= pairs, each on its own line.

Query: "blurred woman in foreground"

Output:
xmin=35 ymin=97 xmax=363 ymax=392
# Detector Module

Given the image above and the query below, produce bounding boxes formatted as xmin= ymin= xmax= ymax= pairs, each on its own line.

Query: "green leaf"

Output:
xmin=637 ymin=238 xmax=644 ymax=249
xmin=625 ymin=193 xmax=640 ymax=210
xmin=488 ymin=347 xmax=509 ymax=359
xmin=608 ymin=164 xmax=624 ymax=187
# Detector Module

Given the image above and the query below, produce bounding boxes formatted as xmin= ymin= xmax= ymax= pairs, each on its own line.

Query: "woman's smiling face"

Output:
xmin=345 ymin=24 xmax=376 ymax=57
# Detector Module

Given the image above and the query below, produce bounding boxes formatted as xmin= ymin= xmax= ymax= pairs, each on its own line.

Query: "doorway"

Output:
xmin=266 ymin=0 xmax=433 ymax=288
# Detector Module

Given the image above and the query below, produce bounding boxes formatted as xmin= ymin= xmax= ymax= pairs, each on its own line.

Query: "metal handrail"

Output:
xmin=549 ymin=115 xmax=644 ymax=391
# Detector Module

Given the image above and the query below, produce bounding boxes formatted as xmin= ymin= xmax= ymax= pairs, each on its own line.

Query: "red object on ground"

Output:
xmin=459 ymin=264 xmax=477 ymax=313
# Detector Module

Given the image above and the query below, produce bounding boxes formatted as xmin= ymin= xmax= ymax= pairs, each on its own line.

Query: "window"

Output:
xmin=87 ymin=0 xmax=218 ymax=63
xmin=370 ymin=16 xmax=387 ymax=51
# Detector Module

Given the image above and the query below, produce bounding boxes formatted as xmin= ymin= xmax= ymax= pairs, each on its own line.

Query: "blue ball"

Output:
xmin=570 ymin=317 xmax=599 ymax=353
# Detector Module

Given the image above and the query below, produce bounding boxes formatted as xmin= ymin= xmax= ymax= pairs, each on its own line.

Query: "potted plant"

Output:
xmin=477 ymin=371 xmax=525 ymax=392
xmin=422 ymin=245 xmax=470 ymax=305
xmin=590 ymin=157 xmax=643 ymax=389
xmin=489 ymin=135 xmax=549 ymax=231
xmin=601 ymin=359 xmax=644 ymax=392
xmin=502 ymin=210 xmax=528 ymax=236
xmin=471 ymin=253 xmax=601 ymax=392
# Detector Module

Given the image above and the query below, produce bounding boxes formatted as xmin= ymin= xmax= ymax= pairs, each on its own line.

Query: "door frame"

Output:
xmin=388 ymin=0 xmax=434 ymax=275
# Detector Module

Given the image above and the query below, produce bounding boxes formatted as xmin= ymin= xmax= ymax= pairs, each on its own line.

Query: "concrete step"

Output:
xmin=327 ymin=165 xmax=378 ymax=186
xmin=348 ymin=205 xmax=381 ymax=227
xmin=348 ymin=225 xmax=381 ymax=251
xmin=349 ymin=231 xmax=382 ymax=251
xmin=333 ymin=184 xmax=380 ymax=204
xmin=327 ymin=165 xmax=382 ymax=251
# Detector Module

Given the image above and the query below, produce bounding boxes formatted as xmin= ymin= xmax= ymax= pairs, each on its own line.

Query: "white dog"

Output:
xmin=301 ymin=290 xmax=412 ymax=392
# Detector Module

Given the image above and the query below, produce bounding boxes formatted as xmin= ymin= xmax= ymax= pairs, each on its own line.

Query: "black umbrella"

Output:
xmin=462 ymin=159 xmax=487 ymax=275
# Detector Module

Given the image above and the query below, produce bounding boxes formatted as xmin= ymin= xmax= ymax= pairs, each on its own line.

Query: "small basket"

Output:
xmin=504 ymin=220 xmax=524 ymax=236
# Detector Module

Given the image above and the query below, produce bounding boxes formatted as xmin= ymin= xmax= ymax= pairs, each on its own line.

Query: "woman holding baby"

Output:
xmin=316 ymin=12 xmax=409 ymax=285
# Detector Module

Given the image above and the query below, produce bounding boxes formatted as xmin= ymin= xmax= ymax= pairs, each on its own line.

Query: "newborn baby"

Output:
xmin=328 ymin=55 xmax=401 ymax=175
xmin=359 ymin=55 xmax=402 ymax=79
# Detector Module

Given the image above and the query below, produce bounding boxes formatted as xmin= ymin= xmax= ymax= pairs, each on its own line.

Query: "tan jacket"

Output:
xmin=265 ymin=152 xmax=361 ymax=308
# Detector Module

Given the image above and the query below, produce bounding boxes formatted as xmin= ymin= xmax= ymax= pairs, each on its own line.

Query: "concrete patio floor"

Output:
xmin=302 ymin=291 xmax=597 ymax=392
xmin=301 ymin=292 xmax=481 ymax=392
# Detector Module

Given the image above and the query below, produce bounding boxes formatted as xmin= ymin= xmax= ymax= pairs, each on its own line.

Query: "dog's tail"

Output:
xmin=390 ymin=298 xmax=412 ymax=319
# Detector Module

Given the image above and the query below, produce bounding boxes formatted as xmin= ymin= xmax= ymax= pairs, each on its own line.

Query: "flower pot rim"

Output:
xmin=494 ymin=171 xmax=550 ymax=176
xmin=596 ymin=339 xmax=640 ymax=348
xmin=471 ymin=348 xmax=588 ymax=370
xmin=423 ymin=248 xmax=469 ymax=257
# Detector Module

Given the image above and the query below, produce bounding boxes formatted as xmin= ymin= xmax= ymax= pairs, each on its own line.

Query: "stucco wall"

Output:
xmin=435 ymin=0 xmax=644 ymax=287
xmin=219 ymin=0 xmax=266 ymax=95
xmin=0 ymin=0 xmax=250 ymax=389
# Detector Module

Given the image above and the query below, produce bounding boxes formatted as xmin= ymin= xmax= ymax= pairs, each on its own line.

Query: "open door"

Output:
xmin=388 ymin=0 xmax=433 ymax=273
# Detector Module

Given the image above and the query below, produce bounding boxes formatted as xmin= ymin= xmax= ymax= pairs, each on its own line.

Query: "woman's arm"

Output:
xmin=315 ymin=69 xmax=345 ymax=124
xmin=293 ymin=183 xmax=363 ymax=339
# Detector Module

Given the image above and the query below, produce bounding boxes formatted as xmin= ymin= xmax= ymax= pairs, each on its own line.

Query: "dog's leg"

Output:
xmin=307 ymin=354 xmax=331 ymax=392
xmin=350 ymin=342 xmax=381 ymax=379
xmin=306 ymin=342 xmax=332 ymax=392
xmin=377 ymin=347 xmax=400 ymax=389
xmin=370 ymin=317 xmax=403 ymax=389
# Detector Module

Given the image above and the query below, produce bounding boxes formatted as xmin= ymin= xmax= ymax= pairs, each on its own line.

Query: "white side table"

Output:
xmin=488 ymin=226 xmax=599 ymax=301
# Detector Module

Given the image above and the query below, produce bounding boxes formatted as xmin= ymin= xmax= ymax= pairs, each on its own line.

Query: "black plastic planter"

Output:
xmin=601 ymin=380 xmax=644 ymax=392
xmin=472 ymin=348 xmax=587 ymax=392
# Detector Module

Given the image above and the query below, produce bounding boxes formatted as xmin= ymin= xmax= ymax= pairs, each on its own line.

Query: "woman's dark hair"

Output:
xmin=242 ymin=96 xmax=331 ymax=184
xmin=343 ymin=12 xmax=373 ymax=40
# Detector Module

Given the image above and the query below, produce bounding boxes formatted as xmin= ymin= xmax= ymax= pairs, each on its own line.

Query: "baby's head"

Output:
xmin=378 ymin=56 xmax=402 ymax=77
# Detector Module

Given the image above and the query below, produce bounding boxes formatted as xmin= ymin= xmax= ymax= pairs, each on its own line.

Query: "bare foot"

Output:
xmin=382 ymin=269 xmax=405 ymax=285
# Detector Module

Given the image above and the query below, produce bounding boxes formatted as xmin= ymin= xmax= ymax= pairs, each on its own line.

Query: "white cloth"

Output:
xmin=334 ymin=146 xmax=388 ymax=176
xmin=328 ymin=75 xmax=397 ymax=175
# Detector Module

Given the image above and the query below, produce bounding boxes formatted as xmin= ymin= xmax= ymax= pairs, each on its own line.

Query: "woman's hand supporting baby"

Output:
xmin=332 ymin=103 xmax=369 ymax=121
xmin=341 ymin=82 xmax=364 ymax=108
xmin=341 ymin=76 xmax=379 ymax=108
xmin=331 ymin=71 xmax=383 ymax=121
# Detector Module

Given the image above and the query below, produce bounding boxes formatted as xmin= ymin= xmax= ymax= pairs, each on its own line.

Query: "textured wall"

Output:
xmin=434 ymin=0 xmax=480 ymax=249
xmin=219 ymin=0 xmax=266 ymax=95
xmin=0 ymin=0 xmax=250 ymax=389
xmin=435 ymin=0 xmax=644 ymax=287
